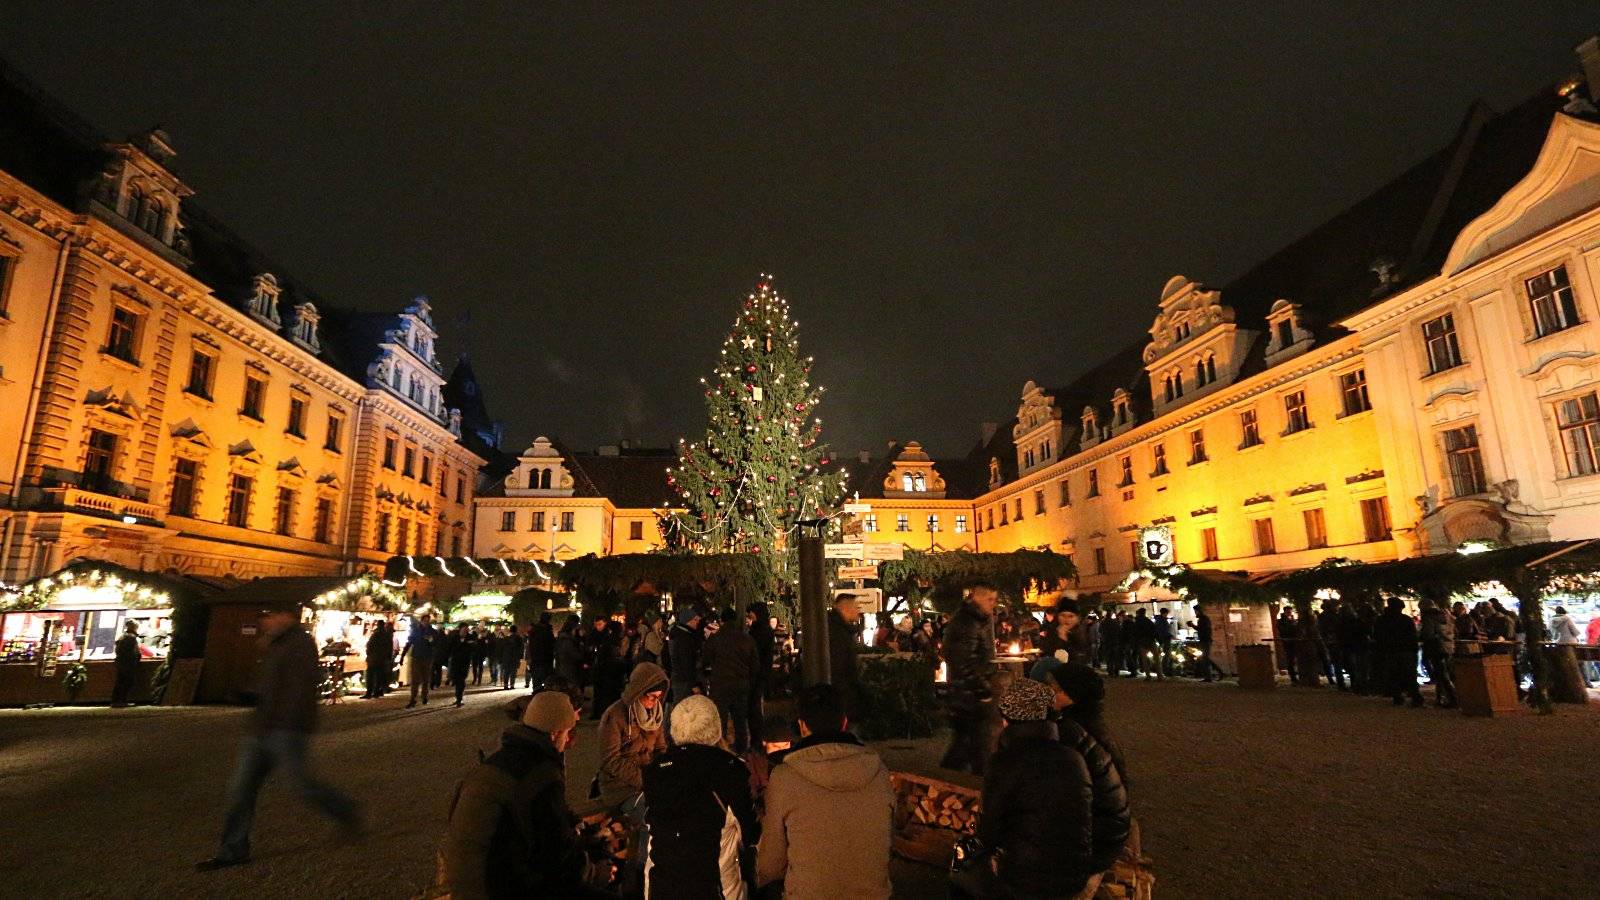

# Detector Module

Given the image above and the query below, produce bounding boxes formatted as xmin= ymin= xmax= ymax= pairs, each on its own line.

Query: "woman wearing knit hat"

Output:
xmin=640 ymin=695 xmax=756 ymax=899
xmin=595 ymin=661 xmax=669 ymax=808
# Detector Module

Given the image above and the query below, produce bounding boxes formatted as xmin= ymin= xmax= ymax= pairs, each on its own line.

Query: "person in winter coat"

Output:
xmin=641 ymin=694 xmax=757 ymax=899
xmin=1374 ymin=597 xmax=1424 ymax=707
xmin=639 ymin=615 xmax=667 ymax=666
xmin=597 ymin=661 xmax=670 ymax=808
xmin=441 ymin=690 xmax=616 ymax=899
xmin=448 ymin=624 xmax=477 ymax=707
xmin=669 ymin=609 xmax=706 ymax=702
xmin=828 ymin=593 xmax=862 ymax=693
xmin=940 ymin=582 xmax=999 ymax=775
xmin=197 ymin=609 xmax=362 ymax=870
xmin=111 ymin=620 xmax=143 ymax=707
xmin=1097 ymin=612 xmax=1122 ymax=675
xmin=587 ymin=617 xmax=624 ymax=719
xmin=1131 ymin=609 xmax=1159 ymax=679
xmin=701 ymin=607 xmax=759 ymax=753
xmin=748 ymin=602 xmax=775 ymax=700
xmin=498 ymin=627 xmax=523 ymax=690
xmin=555 ymin=617 xmax=585 ymax=685
xmin=756 ymin=684 xmax=893 ymax=900
xmin=399 ymin=614 xmax=442 ymax=708
xmin=525 ymin=617 xmax=553 ymax=688
xmin=1418 ymin=598 xmax=1457 ymax=708
xmin=1049 ymin=663 xmax=1128 ymax=786
xmin=363 ymin=621 xmax=393 ymax=699
xmin=1551 ymin=606 xmax=1582 ymax=644
xmin=953 ymin=678 xmax=1099 ymax=900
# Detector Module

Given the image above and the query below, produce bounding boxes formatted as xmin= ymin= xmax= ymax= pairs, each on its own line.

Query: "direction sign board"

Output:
xmin=824 ymin=543 xmax=860 ymax=559
xmin=842 ymin=502 xmax=873 ymax=514
xmin=834 ymin=587 xmax=882 ymax=613
xmin=862 ymin=542 xmax=906 ymax=561
xmin=837 ymin=564 xmax=879 ymax=581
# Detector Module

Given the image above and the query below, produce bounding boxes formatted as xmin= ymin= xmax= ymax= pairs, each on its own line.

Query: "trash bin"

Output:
xmin=1235 ymin=644 xmax=1275 ymax=689
xmin=1455 ymin=654 xmax=1519 ymax=716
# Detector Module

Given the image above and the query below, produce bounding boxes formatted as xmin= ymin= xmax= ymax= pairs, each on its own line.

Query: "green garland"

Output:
xmin=561 ymin=552 xmax=772 ymax=610
xmin=878 ymin=549 xmax=1076 ymax=612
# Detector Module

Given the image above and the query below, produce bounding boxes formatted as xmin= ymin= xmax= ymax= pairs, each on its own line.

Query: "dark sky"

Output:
xmin=6 ymin=5 xmax=1597 ymax=458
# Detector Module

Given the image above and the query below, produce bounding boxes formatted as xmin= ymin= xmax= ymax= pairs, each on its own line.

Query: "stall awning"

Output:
xmin=207 ymin=574 xmax=409 ymax=614
xmin=0 ymin=559 xmax=215 ymax=612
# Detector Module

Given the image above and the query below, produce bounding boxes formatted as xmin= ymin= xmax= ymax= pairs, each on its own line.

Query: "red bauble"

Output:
xmin=766 ymin=475 xmax=777 ymax=483
xmin=794 ymin=403 xmax=805 ymax=411
xmin=746 ymin=364 xmax=758 ymax=374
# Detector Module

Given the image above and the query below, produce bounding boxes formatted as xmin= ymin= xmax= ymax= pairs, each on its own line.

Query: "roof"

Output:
xmin=565 ymin=450 xmax=678 ymax=509
xmin=202 ymin=576 xmax=367 ymax=608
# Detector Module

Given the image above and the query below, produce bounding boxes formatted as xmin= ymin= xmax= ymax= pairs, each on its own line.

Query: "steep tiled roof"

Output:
xmin=565 ymin=451 xmax=678 ymax=509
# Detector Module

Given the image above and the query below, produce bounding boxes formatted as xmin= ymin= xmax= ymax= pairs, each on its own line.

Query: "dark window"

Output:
xmin=83 ymin=429 xmax=118 ymax=493
xmin=1557 ymin=393 xmax=1600 ymax=477
xmin=500 ymin=511 xmax=516 ymax=531
xmin=1240 ymin=409 xmax=1262 ymax=448
xmin=106 ymin=306 xmax=141 ymax=363
xmin=1360 ymin=497 xmax=1391 ymax=543
xmin=376 ymin=512 xmax=391 ymax=551
xmin=1034 ymin=489 xmax=1045 ymax=515
xmin=313 ymin=497 xmax=333 ymax=543
xmin=1283 ymin=390 xmax=1311 ymax=434
xmin=1058 ymin=479 xmax=1070 ymax=507
xmin=1151 ymin=443 xmax=1169 ymax=476
xmin=1423 ymin=313 xmax=1463 ymax=374
xmin=1000 ymin=504 xmax=1009 ymax=526
xmin=402 ymin=446 xmax=416 ymax=478
xmin=1276 ymin=318 xmax=1294 ymax=348
xmin=1443 ymin=425 xmax=1487 ymax=496
xmin=629 ymin=520 xmax=643 ymax=541
xmin=455 ymin=477 xmax=465 ymax=503
xmin=1086 ymin=469 xmax=1100 ymax=498
xmin=1093 ymin=547 xmax=1107 ymax=576
xmin=1189 ymin=428 xmax=1208 ymax=464
xmin=382 ymin=437 xmax=397 ymax=470
xmin=451 ymin=534 xmax=461 ymax=556
xmin=1201 ymin=527 xmax=1218 ymax=562
xmin=437 ymin=464 xmax=448 ymax=495
xmin=1339 ymin=370 xmax=1371 ymax=416
xmin=286 ymin=396 xmax=306 ymax=437
xmin=324 ymin=415 xmax=343 ymax=452
xmin=1527 ymin=265 xmax=1579 ymax=337
xmin=169 ymin=458 xmax=198 ymax=516
xmin=1303 ymin=508 xmax=1328 ymax=549
xmin=241 ymin=376 xmax=265 ymax=420
xmin=185 ymin=351 xmax=214 ymax=398
xmin=274 ymin=487 xmax=295 ymax=535
xmin=0 ymin=254 xmax=13 ymax=316
xmin=1014 ymin=497 xmax=1022 ymax=519
xmin=531 ymin=511 xmax=545 ymax=531
xmin=1205 ymin=356 xmax=1217 ymax=384
xmin=560 ymin=511 xmax=574 ymax=532
xmin=396 ymin=518 xmax=409 ymax=555
xmin=1253 ymin=517 xmax=1276 ymax=555
xmin=226 ymin=474 xmax=253 ymax=528
xmin=1118 ymin=455 xmax=1134 ymax=487
xmin=1130 ymin=540 xmax=1140 ymax=565
xmin=421 ymin=456 xmax=432 ymax=485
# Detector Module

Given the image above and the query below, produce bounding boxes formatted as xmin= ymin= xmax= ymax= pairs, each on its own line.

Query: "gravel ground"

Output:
xmin=1 ymin=678 xmax=1596 ymax=899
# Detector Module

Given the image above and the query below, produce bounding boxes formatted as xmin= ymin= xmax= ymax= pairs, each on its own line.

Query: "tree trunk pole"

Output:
xmin=798 ymin=531 xmax=831 ymax=687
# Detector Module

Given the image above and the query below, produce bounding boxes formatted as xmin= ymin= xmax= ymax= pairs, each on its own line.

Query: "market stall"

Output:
xmin=195 ymin=573 xmax=408 ymax=704
xmin=0 ymin=560 xmax=212 ymax=705
xmin=1108 ymin=565 xmax=1276 ymax=676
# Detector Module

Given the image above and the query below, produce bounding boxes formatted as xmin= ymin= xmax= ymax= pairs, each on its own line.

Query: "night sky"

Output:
xmin=5 ymin=5 xmax=1597 ymax=459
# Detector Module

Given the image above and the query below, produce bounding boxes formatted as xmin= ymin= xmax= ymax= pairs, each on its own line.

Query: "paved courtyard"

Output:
xmin=1 ymin=678 xmax=1596 ymax=899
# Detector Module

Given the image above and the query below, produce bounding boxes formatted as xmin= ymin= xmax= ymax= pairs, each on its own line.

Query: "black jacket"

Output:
xmin=941 ymin=603 xmax=994 ymax=702
xmin=827 ymin=608 xmax=861 ymax=687
xmin=1194 ymin=612 xmax=1213 ymax=645
xmin=249 ymin=625 xmax=322 ymax=734
xmin=526 ymin=626 xmax=555 ymax=669
xmin=114 ymin=634 xmax=141 ymax=673
xmin=442 ymin=724 xmax=587 ymax=900
xmin=1373 ymin=610 xmax=1419 ymax=654
xmin=642 ymin=743 xmax=757 ymax=898
xmin=498 ymin=632 xmax=524 ymax=665
xmin=1058 ymin=719 xmax=1131 ymax=872
xmin=668 ymin=622 xmax=703 ymax=685
xmin=978 ymin=721 xmax=1095 ymax=897
xmin=447 ymin=633 xmax=478 ymax=670
xmin=701 ymin=626 xmax=758 ymax=702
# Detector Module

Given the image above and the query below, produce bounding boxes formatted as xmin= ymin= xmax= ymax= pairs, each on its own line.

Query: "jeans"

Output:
xmin=216 ymin=730 xmax=358 ymax=861
xmin=408 ymin=656 xmax=432 ymax=705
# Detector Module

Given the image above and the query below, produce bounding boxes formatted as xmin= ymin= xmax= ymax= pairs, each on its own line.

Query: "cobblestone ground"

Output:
xmin=2 ymin=677 xmax=1597 ymax=899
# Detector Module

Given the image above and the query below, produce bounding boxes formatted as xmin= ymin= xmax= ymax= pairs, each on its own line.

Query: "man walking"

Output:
xmin=197 ymin=607 xmax=362 ymax=870
xmin=1374 ymin=597 xmax=1425 ymax=707
xmin=701 ymin=607 xmax=758 ymax=753
xmin=1193 ymin=602 xmax=1221 ymax=682
xmin=940 ymin=581 xmax=998 ymax=775
xmin=111 ymin=620 xmax=142 ymax=707
xmin=399 ymin=613 xmax=441 ymax=708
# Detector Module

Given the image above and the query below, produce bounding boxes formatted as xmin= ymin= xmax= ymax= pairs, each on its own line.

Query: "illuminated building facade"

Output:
xmin=0 ymin=63 xmax=483 ymax=582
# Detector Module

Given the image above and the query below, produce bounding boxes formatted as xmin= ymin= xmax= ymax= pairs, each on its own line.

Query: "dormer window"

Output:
xmin=291 ymin=302 xmax=321 ymax=351
xmin=1276 ymin=318 xmax=1293 ymax=348
xmin=1266 ymin=300 xmax=1308 ymax=360
xmin=1175 ymin=321 xmax=1191 ymax=341
xmin=1112 ymin=390 xmax=1131 ymax=427
xmin=989 ymin=458 xmax=1001 ymax=486
xmin=247 ymin=273 xmax=282 ymax=327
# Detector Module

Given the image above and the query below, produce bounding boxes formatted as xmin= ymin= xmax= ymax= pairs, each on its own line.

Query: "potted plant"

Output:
xmin=62 ymin=663 xmax=89 ymax=703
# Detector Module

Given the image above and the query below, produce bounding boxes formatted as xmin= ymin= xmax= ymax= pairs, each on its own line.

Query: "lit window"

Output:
xmin=1423 ymin=313 xmax=1463 ymax=374
xmin=1303 ymin=508 xmax=1327 ymax=549
xmin=864 ymin=513 xmax=878 ymax=532
xmin=928 ymin=514 xmax=940 ymax=532
xmin=1527 ymin=265 xmax=1579 ymax=337
xmin=896 ymin=513 xmax=910 ymax=532
xmin=1442 ymin=425 xmax=1486 ymax=496
xmin=1557 ymin=393 xmax=1600 ymax=477
xmin=105 ymin=306 xmax=141 ymax=363
xmin=1339 ymin=370 xmax=1371 ymax=416
xmin=955 ymin=514 xmax=968 ymax=533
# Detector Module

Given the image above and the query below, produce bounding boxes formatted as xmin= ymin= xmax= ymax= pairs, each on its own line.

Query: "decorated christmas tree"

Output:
xmin=665 ymin=276 xmax=848 ymax=587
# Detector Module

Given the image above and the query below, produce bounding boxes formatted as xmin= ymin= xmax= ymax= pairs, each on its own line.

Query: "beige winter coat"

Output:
xmin=597 ymin=662 xmax=669 ymax=807
xmin=756 ymin=735 xmax=894 ymax=899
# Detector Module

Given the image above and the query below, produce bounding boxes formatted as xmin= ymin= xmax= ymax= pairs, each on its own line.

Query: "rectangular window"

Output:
xmin=955 ymin=514 xmax=968 ymax=533
xmin=896 ymin=513 xmax=910 ymax=532
xmin=1093 ymin=547 xmax=1107 ymax=576
xmin=1423 ymin=313 xmax=1463 ymax=373
xmin=185 ymin=350 xmax=214 ymax=398
xmin=451 ymin=535 xmax=462 ymax=556
xmin=1201 ymin=526 xmax=1218 ymax=562
xmin=382 ymin=437 xmax=397 ymax=470
xmin=105 ymin=306 xmax=141 ymax=363
xmin=1086 ymin=469 xmax=1100 ymax=497
xmin=168 ymin=458 xmax=198 ymax=516
xmin=500 ymin=511 xmax=516 ymax=531
xmin=286 ymin=396 xmax=306 ymax=438
xmin=82 ymin=429 xmax=118 ymax=493
xmin=1240 ymin=408 xmax=1262 ymax=448
xmin=1058 ymin=479 xmax=1070 ymax=507
xmin=1253 ymin=517 xmax=1276 ymax=555
xmin=396 ymin=518 xmax=409 ymax=555
xmin=1283 ymin=390 xmax=1311 ymax=434
xmin=1151 ymin=443 xmax=1169 ymax=476
xmin=1557 ymin=392 xmax=1600 ymax=477
xmin=1034 ymin=489 xmax=1045 ymax=515
xmin=324 ymin=414 xmax=343 ymax=452
xmin=560 ymin=511 xmax=574 ymax=532
xmin=1118 ymin=455 xmax=1134 ymax=487
xmin=402 ymin=446 xmax=416 ymax=478
xmin=1303 ymin=507 xmax=1328 ymax=549
xmin=1443 ymin=424 xmax=1487 ymax=496
xmin=531 ymin=511 xmax=545 ymax=532
xmin=437 ymin=464 xmax=448 ymax=495
xmin=241 ymin=375 xmax=265 ymax=420
xmin=226 ymin=474 xmax=253 ymax=528
xmin=1339 ymin=370 xmax=1371 ymax=416
xmin=629 ymin=520 xmax=643 ymax=541
xmin=376 ymin=512 xmax=391 ymax=551
xmin=1024 ymin=449 xmax=1035 ymax=468
xmin=455 ymin=477 xmax=465 ymax=503
xmin=313 ymin=496 xmax=333 ymax=543
xmin=0 ymin=254 xmax=12 ymax=316
xmin=864 ymin=513 xmax=878 ymax=532
xmin=274 ymin=487 xmax=295 ymax=536
xmin=1189 ymin=428 xmax=1208 ymax=464
xmin=1527 ymin=265 xmax=1579 ymax=337
xmin=1360 ymin=497 xmax=1391 ymax=543
xmin=1000 ymin=504 xmax=1009 ymax=526
xmin=928 ymin=514 xmax=941 ymax=533
xmin=1014 ymin=497 xmax=1023 ymax=519
xmin=421 ymin=456 xmax=432 ymax=485
xmin=1276 ymin=318 xmax=1294 ymax=349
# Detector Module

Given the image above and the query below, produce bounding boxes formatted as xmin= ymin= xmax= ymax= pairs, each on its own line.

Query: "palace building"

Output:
xmin=0 ymin=62 xmax=484 ymax=583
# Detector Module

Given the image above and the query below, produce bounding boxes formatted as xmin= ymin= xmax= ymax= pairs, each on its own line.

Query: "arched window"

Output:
xmin=1172 ymin=371 xmax=1183 ymax=398
xmin=127 ymin=185 xmax=147 ymax=224
xmin=140 ymin=199 xmax=165 ymax=237
xmin=1195 ymin=358 xmax=1207 ymax=386
xmin=540 ymin=468 xmax=552 ymax=489
xmin=1163 ymin=375 xmax=1174 ymax=403
xmin=902 ymin=473 xmax=914 ymax=491
xmin=1206 ymin=355 xmax=1217 ymax=383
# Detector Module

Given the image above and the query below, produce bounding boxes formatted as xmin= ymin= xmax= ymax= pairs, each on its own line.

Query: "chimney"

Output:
xmin=1579 ymin=35 xmax=1600 ymax=105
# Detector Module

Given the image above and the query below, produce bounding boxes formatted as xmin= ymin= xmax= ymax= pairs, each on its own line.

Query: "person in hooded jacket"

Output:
xmin=1049 ymin=663 xmax=1128 ymax=787
xmin=1374 ymin=597 xmax=1425 ymax=707
xmin=953 ymin=678 xmax=1099 ymax=900
xmin=756 ymin=683 xmax=893 ymax=899
xmin=641 ymin=694 xmax=757 ymax=899
xmin=597 ymin=661 xmax=670 ymax=808
xmin=1044 ymin=665 xmax=1131 ymax=876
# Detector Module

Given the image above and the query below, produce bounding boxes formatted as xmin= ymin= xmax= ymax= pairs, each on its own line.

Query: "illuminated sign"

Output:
xmin=1138 ymin=525 xmax=1174 ymax=567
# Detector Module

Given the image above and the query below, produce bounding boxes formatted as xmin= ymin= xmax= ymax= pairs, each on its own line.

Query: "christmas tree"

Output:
xmin=665 ymin=276 xmax=848 ymax=587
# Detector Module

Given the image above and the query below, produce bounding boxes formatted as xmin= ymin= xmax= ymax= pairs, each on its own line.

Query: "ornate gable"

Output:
xmin=1143 ymin=276 xmax=1234 ymax=365
xmin=1013 ymin=381 xmax=1063 ymax=475
xmin=882 ymin=441 xmax=947 ymax=498
xmin=506 ymin=436 xmax=575 ymax=497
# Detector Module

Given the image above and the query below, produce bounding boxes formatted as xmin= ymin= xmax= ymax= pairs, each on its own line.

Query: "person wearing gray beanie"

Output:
xmin=642 ymin=696 xmax=755 ymax=898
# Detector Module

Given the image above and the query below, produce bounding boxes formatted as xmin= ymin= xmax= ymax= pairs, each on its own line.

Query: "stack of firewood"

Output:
xmin=901 ymin=780 xmax=980 ymax=834
xmin=889 ymin=772 xmax=981 ymax=865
